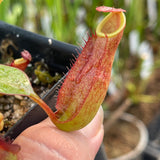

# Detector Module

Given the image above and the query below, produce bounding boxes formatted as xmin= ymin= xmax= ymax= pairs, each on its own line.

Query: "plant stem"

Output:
xmin=29 ymin=93 xmax=57 ymax=121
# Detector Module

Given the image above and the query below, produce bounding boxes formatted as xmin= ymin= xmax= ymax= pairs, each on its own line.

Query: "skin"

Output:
xmin=13 ymin=106 xmax=104 ymax=160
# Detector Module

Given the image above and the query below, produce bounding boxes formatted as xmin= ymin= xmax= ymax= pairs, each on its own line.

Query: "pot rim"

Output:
xmin=104 ymin=112 xmax=148 ymax=160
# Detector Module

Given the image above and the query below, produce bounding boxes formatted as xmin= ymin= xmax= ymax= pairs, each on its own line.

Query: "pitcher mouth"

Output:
xmin=96 ymin=12 xmax=126 ymax=38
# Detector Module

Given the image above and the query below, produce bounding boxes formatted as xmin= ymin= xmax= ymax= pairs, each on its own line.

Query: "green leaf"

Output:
xmin=5 ymin=152 xmax=18 ymax=160
xmin=0 ymin=64 xmax=34 ymax=96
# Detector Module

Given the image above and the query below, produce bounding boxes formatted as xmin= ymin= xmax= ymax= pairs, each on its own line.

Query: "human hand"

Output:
xmin=13 ymin=106 xmax=104 ymax=160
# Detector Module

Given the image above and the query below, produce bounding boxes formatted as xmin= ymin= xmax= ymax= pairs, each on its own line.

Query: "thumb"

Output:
xmin=79 ymin=106 xmax=104 ymax=156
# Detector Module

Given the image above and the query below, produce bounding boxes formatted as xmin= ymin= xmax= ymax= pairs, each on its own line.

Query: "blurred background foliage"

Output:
xmin=0 ymin=0 xmax=160 ymax=120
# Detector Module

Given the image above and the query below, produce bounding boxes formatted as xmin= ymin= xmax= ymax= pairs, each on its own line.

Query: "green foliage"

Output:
xmin=0 ymin=65 xmax=34 ymax=96
xmin=0 ymin=0 xmax=22 ymax=25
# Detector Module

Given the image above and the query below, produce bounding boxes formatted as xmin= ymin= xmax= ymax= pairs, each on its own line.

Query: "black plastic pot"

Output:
xmin=0 ymin=21 xmax=79 ymax=74
xmin=0 ymin=21 xmax=107 ymax=160
xmin=143 ymin=111 xmax=160 ymax=160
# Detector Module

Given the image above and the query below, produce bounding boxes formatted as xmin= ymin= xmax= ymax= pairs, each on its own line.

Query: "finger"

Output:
xmin=40 ymin=105 xmax=104 ymax=157
xmin=79 ymin=106 xmax=104 ymax=157
xmin=13 ymin=106 xmax=104 ymax=160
